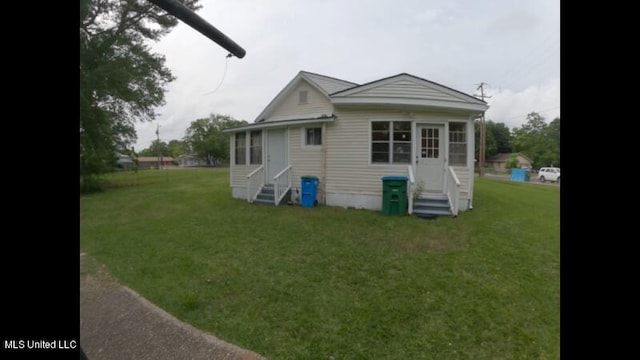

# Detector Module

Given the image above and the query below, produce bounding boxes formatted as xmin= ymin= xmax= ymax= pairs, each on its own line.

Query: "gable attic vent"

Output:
xmin=299 ymin=90 xmax=308 ymax=104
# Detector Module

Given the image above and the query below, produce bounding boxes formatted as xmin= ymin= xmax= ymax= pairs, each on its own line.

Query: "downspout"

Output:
xmin=321 ymin=122 xmax=327 ymax=205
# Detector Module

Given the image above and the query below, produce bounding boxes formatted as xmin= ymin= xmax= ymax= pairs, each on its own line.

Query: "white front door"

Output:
xmin=416 ymin=124 xmax=445 ymax=193
xmin=267 ymin=129 xmax=287 ymax=183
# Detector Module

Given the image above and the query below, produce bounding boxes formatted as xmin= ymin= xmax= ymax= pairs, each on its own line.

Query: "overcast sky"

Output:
xmin=135 ymin=0 xmax=559 ymax=151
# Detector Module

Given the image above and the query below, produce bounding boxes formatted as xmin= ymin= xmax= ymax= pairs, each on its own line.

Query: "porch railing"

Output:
xmin=445 ymin=166 xmax=460 ymax=216
xmin=273 ymin=165 xmax=292 ymax=206
xmin=246 ymin=165 xmax=264 ymax=203
xmin=407 ymin=165 xmax=415 ymax=215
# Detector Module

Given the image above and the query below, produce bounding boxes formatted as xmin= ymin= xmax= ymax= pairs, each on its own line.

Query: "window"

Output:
xmin=235 ymin=132 xmax=246 ymax=165
xmin=305 ymin=128 xmax=322 ymax=146
xmin=250 ymin=131 xmax=262 ymax=164
xmin=449 ymin=122 xmax=467 ymax=165
xmin=421 ymin=128 xmax=440 ymax=158
xmin=299 ymin=90 xmax=308 ymax=104
xmin=371 ymin=121 xmax=411 ymax=164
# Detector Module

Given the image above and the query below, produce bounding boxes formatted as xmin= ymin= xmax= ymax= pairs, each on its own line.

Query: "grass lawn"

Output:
xmin=80 ymin=168 xmax=559 ymax=359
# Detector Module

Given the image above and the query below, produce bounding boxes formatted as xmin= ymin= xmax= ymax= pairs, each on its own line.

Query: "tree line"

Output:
xmin=475 ymin=112 xmax=560 ymax=169
xmin=137 ymin=114 xmax=247 ymax=164
xmin=80 ymin=0 xmax=201 ymax=191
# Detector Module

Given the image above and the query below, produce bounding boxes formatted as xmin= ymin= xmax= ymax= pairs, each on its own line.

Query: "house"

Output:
xmin=486 ymin=153 xmax=533 ymax=172
xmin=223 ymin=71 xmax=488 ymax=216
xmin=177 ymin=154 xmax=206 ymax=167
xmin=136 ymin=156 xmax=175 ymax=170
xmin=115 ymin=153 xmax=134 ymax=170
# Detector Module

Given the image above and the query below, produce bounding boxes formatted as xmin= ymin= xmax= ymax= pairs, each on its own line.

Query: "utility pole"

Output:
xmin=156 ymin=123 xmax=161 ymax=170
xmin=475 ymin=82 xmax=491 ymax=177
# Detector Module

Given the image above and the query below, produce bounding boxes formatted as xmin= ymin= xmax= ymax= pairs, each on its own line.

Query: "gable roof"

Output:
xmin=302 ymin=71 xmax=358 ymax=94
xmin=252 ymin=71 xmax=488 ymax=124
xmin=254 ymin=71 xmax=358 ymax=123
xmin=330 ymin=73 xmax=488 ymax=112
xmin=486 ymin=153 xmax=534 ymax=163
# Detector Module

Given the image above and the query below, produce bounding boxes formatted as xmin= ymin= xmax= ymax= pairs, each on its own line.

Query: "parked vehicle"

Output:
xmin=538 ymin=167 xmax=560 ymax=183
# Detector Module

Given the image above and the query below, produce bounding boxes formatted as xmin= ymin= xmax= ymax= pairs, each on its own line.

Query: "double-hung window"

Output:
xmin=371 ymin=121 xmax=411 ymax=164
xmin=305 ymin=128 xmax=322 ymax=146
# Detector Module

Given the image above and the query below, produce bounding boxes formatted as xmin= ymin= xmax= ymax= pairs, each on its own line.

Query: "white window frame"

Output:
xmin=369 ymin=120 xmax=412 ymax=165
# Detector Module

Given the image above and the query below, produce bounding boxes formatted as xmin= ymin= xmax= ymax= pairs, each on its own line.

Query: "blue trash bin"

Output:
xmin=301 ymin=176 xmax=319 ymax=207
xmin=511 ymin=168 xmax=527 ymax=182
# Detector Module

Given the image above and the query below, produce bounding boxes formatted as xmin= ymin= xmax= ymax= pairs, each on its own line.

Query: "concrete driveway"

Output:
xmin=80 ymin=253 xmax=265 ymax=360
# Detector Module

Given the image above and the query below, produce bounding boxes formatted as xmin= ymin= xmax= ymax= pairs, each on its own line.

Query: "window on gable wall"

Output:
xmin=235 ymin=132 xmax=246 ymax=165
xmin=371 ymin=121 xmax=411 ymax=164
xmin=305 ymin=128 xmax=322 ymax=145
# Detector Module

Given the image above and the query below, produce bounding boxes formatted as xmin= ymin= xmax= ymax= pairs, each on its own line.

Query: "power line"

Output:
xmin=475 ymin=82 xmax=492 ymax=177
xmin=493 ymin=27 xmax=560 ymax=89
xmin=203 ymin=53 xmax=232 ymax=96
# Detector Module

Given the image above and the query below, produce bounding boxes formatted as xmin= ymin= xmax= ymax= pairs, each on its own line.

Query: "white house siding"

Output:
xmin=288 ymin=125 xmax=323 ymax=202
xmin=265 ymin=80 xmax=333 ymax=122
xmin=325 ymin=108 xmax=473 ymax=210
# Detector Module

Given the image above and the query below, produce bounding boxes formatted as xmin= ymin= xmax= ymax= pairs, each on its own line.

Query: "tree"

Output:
xmin=540 ymin=117 xmax=560 ymax=167
xmin=80 ymin=0 xmax=201 ymax=189
xmin=168 ymin=139 xmax=190 ymax=158
xmin=183 ymin=114 xmax=247 ymax=165
xmin=492 ymin=122 xmax=512 ymax=154
xmin=505 ymin=153 xmax=520 ymax=169
xmin=512 ymin=112 xmax=560 ymax=168
xmin=138 ymin=140 xmax=170 ymax=157
xmin=475 ymin=120 xmax=513 ymax=160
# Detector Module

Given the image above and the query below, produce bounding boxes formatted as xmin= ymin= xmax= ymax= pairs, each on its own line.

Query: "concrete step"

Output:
xmin=412 ymin=194 xmax=452 ymax=216
xmin=412 ymin=207 xmax=452 ymax=216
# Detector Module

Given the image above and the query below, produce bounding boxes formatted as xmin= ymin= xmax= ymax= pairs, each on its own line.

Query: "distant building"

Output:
xmin=136 ymin=156 xmax=175 ymax=170
xmin=177 ymin=154 xmax=206 ymax=167
xmin=115 ymin=153 xmax=134 ymax=170
xmin=486 ymin=153 xmax=533 ymax=172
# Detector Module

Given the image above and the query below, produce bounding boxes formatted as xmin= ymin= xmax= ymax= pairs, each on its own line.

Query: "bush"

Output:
xmin=80 ymin=175 xmax=107 ymax=194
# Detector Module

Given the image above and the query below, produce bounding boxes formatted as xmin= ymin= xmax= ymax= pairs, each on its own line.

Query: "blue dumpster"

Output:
xmin=301 ymin=176 xmax=319 ymax=207
xmin=510 ymin=168 xmax=529 ymax=182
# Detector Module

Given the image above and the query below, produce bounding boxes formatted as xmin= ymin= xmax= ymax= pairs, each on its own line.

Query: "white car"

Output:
xmin=538 ymin=167 xmax=560 ymax=183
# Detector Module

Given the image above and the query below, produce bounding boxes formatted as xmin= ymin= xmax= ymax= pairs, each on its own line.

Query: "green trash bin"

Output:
xmin=381 ymin=176 xmax=408 ymax=216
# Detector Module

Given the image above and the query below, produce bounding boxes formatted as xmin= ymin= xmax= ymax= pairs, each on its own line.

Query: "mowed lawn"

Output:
xmin=80 ymin=168 xmax=559 ymax=359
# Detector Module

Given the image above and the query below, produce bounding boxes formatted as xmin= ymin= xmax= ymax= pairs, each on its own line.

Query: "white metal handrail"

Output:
xmin=407 ymin=165 xmax=415 ymax=215
xmin=246 ymin=165 xmax=264 ymax=203
xmin=273 ymin=165 xmax=292 ymax=206
xmin=446 ymin=166 xmax=461 ymax=216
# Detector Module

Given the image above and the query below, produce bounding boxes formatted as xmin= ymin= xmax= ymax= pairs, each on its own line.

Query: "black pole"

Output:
xmin=149 ymin=0 xmax=246 ymax=58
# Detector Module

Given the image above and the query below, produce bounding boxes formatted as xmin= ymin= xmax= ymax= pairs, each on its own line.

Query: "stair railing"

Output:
xmin=246 ymin=165 xmax=264 ymax=203
xmin=273 ymin=165 xmax=292 ymax=206
xmin=407 ymin=165 xmax=415 ymax=215
xmin=446 ymin=166 xmax=460 ymax=216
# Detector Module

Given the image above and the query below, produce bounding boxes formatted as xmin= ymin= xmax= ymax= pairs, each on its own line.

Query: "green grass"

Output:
xmin=80 ymin=169 xmax=560 ymax=359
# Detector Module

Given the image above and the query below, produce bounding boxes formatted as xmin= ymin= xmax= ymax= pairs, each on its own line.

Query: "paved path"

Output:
xmin=80 ymin=253 xmax=265 ymax=360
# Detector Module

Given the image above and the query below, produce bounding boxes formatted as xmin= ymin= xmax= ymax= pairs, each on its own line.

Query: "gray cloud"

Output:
xmin=135 ymin=0 xmax=559 ymax=150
